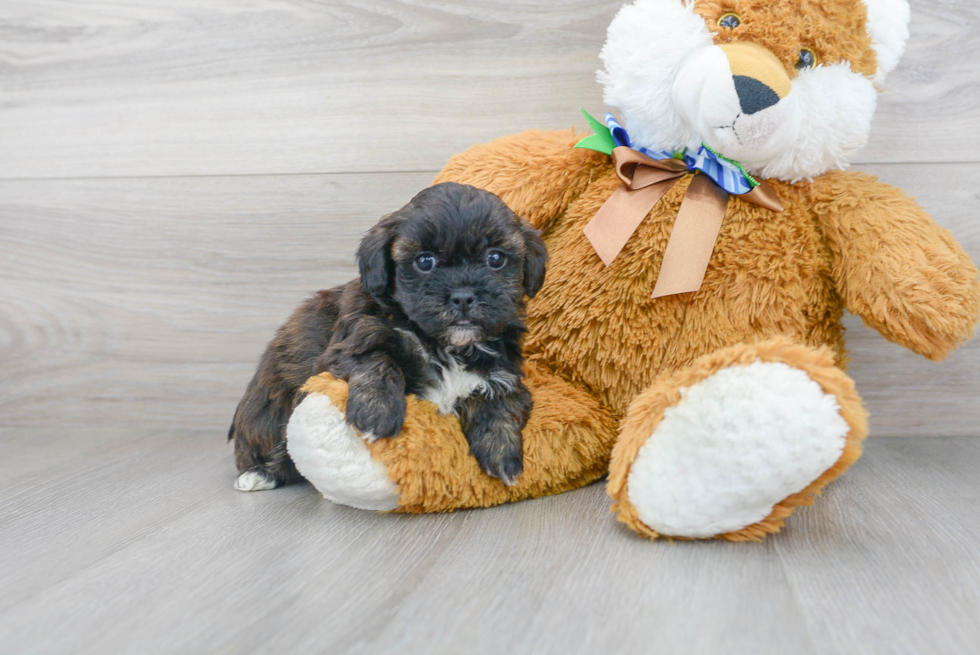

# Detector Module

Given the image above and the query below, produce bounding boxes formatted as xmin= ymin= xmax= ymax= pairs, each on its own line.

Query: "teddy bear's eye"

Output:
xmin=718 ymin=12 xmax=741 ymax=29
xmin=796 ymin=48 xmax=818 ymax=71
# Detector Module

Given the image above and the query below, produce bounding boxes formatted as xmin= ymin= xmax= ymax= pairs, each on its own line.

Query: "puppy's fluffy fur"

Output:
xmin=229 ymin=182 xmax=548 ymax=490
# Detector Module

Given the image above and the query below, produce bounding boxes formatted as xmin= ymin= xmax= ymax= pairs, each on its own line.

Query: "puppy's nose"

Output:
xmin=733 ymin=75 xmax=780 ymax=115
xmin=450 ymin=288 xmax=476 ymax=312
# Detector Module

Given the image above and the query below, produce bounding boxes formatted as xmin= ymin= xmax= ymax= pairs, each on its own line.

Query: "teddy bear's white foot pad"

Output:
xmin=286 ymin=393 xmax=400 ymax=511
xmin=627 ymin=361 xmax=849 ymax=538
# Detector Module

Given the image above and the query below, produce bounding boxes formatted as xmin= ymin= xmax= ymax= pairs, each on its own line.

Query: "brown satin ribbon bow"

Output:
xmin=583 ymin=146 xmax=783 ymax=298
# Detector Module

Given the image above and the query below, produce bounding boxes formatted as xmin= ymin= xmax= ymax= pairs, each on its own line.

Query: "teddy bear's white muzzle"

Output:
xmin=674 ymin=45 xmax=801 ymax=167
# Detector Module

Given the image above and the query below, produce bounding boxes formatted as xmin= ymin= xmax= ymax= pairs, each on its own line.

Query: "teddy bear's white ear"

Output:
xmin=862 ymin=0 xmax=911 ymax=86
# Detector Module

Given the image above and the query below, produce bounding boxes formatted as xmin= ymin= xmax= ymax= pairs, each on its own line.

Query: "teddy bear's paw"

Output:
xmin=625 ymin=361 xmax=850 ymax=539
xmin=286 ymin=392 xmax=400 ymax=511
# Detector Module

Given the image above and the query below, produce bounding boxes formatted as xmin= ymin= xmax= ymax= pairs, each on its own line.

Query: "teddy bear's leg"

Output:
xmin=287 ymin=364 xmax=619 ymax=513
xmin=607 ymin=337 xmax=868 ymax=541
xmin=286 ymin=388 xmax=402 ymax=510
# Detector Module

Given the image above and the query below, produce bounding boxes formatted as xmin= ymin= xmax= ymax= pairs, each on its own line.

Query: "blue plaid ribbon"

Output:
xmin=604 ymin=114 xmax=758 ymax=196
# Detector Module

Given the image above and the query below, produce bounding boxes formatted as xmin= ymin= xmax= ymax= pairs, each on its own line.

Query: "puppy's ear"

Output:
xmin=356 ymin=212 xmax=402 ymax=298
xmin=519 ymin=221 xmax=548 ymax=299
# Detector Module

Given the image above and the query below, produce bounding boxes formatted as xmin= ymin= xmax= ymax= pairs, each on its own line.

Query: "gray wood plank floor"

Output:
xmin=1 ymin=428 xmax=978 ymax=655
xmin=3 ymin=1 xmax=980 ymax=653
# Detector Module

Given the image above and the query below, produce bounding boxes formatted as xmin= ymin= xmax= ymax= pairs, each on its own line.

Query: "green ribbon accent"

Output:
xmin=700 ymin=143 xmax=760 ymax=188
xmin=573 ymin=109 xmax=760 ymax=191
xmin=573 ymin=108 xmax=616 ymax=156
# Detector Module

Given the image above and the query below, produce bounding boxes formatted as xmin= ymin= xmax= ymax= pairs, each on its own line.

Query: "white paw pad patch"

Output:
xmin=286 ymin=393 xmax=400 ymax=511
xmin=627 ymin=361 xmax=849 ymax=538
xmin=233 ymin=470 xmax=277 ymax=492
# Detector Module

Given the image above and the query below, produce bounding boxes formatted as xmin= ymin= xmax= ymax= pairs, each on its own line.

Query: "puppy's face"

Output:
xmin=357 ymin=182 xmax=547 ymax=347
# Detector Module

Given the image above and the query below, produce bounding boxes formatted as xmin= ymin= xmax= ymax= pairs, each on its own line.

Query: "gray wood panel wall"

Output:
xmin=2 ymin=0 xmax=978 ymax=436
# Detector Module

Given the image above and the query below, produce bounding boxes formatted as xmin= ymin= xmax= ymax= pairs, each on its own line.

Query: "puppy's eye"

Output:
xmin=796 ymin=48 xmax=818 ymax=71
xmin=486 ymin=250 xmax=507 ymax=270
xmin=718 ymin=12 xmax=741 ymax=29
xmin=414 ymin=253 xmax=436 ymax=273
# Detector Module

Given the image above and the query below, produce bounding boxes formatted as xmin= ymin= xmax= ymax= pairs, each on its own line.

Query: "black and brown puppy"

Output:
xmin=229 ymin=182 xmax=548 ymax=492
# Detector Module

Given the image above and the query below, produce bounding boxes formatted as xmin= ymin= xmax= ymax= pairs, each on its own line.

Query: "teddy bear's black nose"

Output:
xmin=733 ymin=75 xmax=781 ymax=115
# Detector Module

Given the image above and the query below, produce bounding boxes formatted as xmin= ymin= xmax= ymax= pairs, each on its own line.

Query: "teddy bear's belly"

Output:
xmin=523 ymin=174 xmax=845 ymax=418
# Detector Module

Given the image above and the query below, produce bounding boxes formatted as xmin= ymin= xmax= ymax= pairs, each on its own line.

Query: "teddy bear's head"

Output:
xmin=599 ymin=0 xmax=910 ymax=181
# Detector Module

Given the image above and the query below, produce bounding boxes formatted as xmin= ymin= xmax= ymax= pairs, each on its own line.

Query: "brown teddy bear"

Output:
xmin=284 ymin=0 xmax=979 ymax=540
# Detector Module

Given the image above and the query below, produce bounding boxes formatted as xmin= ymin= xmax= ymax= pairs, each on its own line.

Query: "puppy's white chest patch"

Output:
xmin=394 ymin=328 xmax=492 ymax=415
xmin=422 ymin=358 xmax=486 ymax=415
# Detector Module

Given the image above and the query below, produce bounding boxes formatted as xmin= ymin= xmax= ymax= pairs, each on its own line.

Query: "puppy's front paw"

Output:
xmin=468 ymin=430 xmax=524 ymax=486
xmin=346 ymin=387 xmax=406 ymax=441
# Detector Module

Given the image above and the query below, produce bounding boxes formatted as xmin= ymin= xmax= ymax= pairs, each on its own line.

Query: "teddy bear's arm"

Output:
xmin=813 ymin=171 xmax=980 ymax=361
xmin=433 ymin=129 xmax=606 ymax=231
